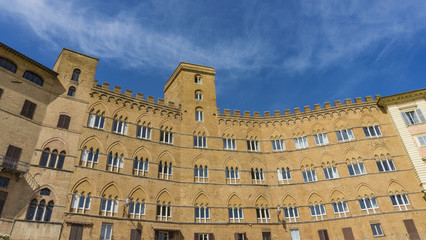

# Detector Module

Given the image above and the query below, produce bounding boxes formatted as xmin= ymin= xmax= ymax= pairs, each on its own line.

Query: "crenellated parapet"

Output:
xmin=218 ymin=95 xmax=381 ymax=126
xmin=90 ymin=81 xmax=182 ymax=118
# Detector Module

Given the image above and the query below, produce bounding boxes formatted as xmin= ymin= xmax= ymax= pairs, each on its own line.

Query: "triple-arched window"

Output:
xmin=26 ymin=188 xmax=54 ymax=222
xmin=39 ymin=148 xmax=65 ymax=169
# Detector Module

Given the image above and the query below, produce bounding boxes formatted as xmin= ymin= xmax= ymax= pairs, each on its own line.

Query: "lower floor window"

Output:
xmin=235 ymin=233 xmax=246 ymax=240
xmin=156 ymin=204 xmax=171 ymax=221
xmin=371 ymin=223 xmax=384 ymax=237
xmin=196 ymin=233 xmax=213 ymax=240
xmin=26 ymin=199 xmax=54 ymax=222
xmin=100 ymin=223 xmax=113 ymax=240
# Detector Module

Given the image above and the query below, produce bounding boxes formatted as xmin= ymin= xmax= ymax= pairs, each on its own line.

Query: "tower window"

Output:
xmin=195 ymin=75 xmax=202 ymax=84
xmin=67 ymin=87 xmax=76 ymax=97
xmin=71 ymin=69 xmax=81 ymax=82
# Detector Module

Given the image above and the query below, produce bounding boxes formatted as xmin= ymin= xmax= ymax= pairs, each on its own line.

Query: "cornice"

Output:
xmin=377 ymin=88 xmax=426 ymax=107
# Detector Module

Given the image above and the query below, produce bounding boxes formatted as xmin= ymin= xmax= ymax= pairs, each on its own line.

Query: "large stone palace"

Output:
xmin=0 ymin=42 xmax=425 ymax=240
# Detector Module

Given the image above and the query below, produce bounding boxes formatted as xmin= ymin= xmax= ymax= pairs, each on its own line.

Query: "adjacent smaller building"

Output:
xmin=378 ymin=88 xmax=426 ymax=197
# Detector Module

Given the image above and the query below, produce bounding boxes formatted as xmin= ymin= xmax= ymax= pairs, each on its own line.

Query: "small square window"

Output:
xmin=371 ymin=223 xmax=384 ymax=237
xmin=0 ymin=177 xmax=9 ymax=188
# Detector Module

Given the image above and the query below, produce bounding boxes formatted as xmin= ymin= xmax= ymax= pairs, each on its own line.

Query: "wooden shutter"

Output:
xmin=342 ymin=227 xmax=355 ymax=240
xmin=69 ymin=224 xmax=83 ymax=240
xmin=6 ymin=145 xmax=22 ymax=161
xmin=0 ymin=88 xmax=3 ymax=99
xmin=208 ymin=233 xmax=214 ymax=240
xmin=234 ymin=233 xmax=238 ymax=240
xmin=57 ymin=115 xmax=71 ymax=129
xmin=194 ymin=233 xmax=199 ymax=240
xmin=318 ymin=229 xmax=330 ymax=240
xmin=21 ymin=100 xmax=36 ymax=119
xmin=130 ymin=229 xmax=141 ymax=240
xmin=0 ymin=191 xmax=8 ymax=216
xmin=403 ymin=219 xmax=420 ymax=240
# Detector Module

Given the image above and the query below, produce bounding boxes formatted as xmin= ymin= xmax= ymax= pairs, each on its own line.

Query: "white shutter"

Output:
xmin=88 ymin=114 xmax=95 ymax=127
xmin=71 ymin=194 xmax=78 ymax=208
xmin=81 ymin=148 xmax=88 ymax=161
xmin=114 ymin=200 xmax=119 ymax=213
xmin=119 ymin=156 xmax=124 ymax=168
xmin=324 ymin=134 xmax=329 ymax=144
xmin=124 ymin=123 xmax=128 ymax=135
xmin=277 ymin=169 xmax=282 ymax=180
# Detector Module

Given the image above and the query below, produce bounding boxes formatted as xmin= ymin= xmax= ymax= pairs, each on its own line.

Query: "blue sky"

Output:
xmin=1 ymin=0 xmax=425 ymax=114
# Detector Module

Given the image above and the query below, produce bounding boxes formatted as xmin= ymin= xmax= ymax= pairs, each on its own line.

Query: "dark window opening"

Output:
xmin=20 ymin=100 xmax=37 ymax=119
xmin=23 ymin=71 xmax=43 ymax=86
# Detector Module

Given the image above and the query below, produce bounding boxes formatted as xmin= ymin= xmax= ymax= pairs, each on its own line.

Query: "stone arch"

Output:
xmin=88 ymin=101 xmax=109 ymax=116
xmin=344 ymin=148 xmax=363 ymax=160
xmin=320 ymin=152 xmax=335 ymax=165
xmin=373 ymin=145 xmax=392 ymax=156
xmin=387 ymin=180 xmax=407 ymax=194
xmin=100 ymin=182 xmax=122 ymax=199
xmin=246 ymin=130 xmax=258 ymax=139
xmin=71 ymin=178 xmax=95 ymax=195
xmin=128 ymin=186 xmax=146 ymax=201
xmin=329 ymin=188 xmax=347 ymax=202
xmin=106 ymin=141 xmax=127 ymax=157
xmin=360 ymin=114 xmax=380 ymax=125
xmin=80 ymin=136 xmax=104 ymax=152
xmin=227 ymin=194 xmax=244 ymax=206
xmin=40 ymin=138 xmax=69 ymax=154
xmin=112 ymin=107 xmax=129 ymax=121
xmin=311 ymin=122 xmax=327 ymax=133
xmin=156 ymin=189 xmax=173 ymax=204
xmin=300 ymin=157 xmax=314 ymax=168
xmin=355 ymin=183 xmax=377 ymax=198
xmin=224 ymin=157 xmax=239 ymax=168
xmin=159 ymin=119 xmax=174 ymax=130
xmin=132 ymin=147 xmax=151 ymax=160
xmin=249 ymin=158 xmax=265 ymax=169
xmin=192 ymin=124 xmax=208 ymax=136
xmin=292 ymin=126 xmax=305 ymax=137
xmin=193 ymin=154 xmax=210 ymax=167
xmin=282 ymin=195 xmax=297 ymax=207
xmin=270 ymin=129 xmax=283 ymax=139
xmin=307 ymin=192 xmax=325 ymax=204
xmin=334 ymin=118 xmax=350 ymax=129
xmin=136 ymin=114 xmax=152 ymax=126
xmin=157 ymin=151 xmax=175 ymax=165
xmin=28 ymin=185 xmax=58 ymax=203
xmin=255 ymin=195 xmax=270 ymax=207
xmin=193 ymin=192 xmax=210 ymax=206
xmin=222 ymin=127 xmax=236 ymax=138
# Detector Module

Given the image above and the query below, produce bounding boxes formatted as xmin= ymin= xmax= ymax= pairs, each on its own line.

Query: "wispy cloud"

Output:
xmin=1 ymin=0 xmax=426 ymax=78
xmin=283 ymin=0 xmax=426 ymax=72
xmin=0 ymin=0 xmax=271 ymax=71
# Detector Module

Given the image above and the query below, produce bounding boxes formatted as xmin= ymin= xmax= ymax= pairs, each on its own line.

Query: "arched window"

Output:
xmin=67 ymin=86 xmax=76 ymax=97
xmin=71 ymin=194 xmax=91 ymax=213
xmin=133 ymin=157 xmax=148 ymax=176
xmin=158 ymin=161 xmax=172 ymax=180
xmin=129 ymin=200 xmax=146 ymax=219
xmin=226 ymin=167 xmax=239 ymax=184
xmin=80 ymin=147 xmax=99 ymax=168
xmin=195 ymin=205 xmax=210 ymax=223
xmin=0 ymin=57 xmax=17 ymax=73
xmin=195 ymin=90 xmax=203 ymax=100
xmin=277 ymin=167 xmax=291 ymax=184
xmin=251 ymin=168 xmax=264 ymax=184
xmin=23 ymin=71 xmax=43 ymax=86
xmin=88 ymin=113 xmax=105 ymax=129
xmin=71 ymin=69 xmax=81 ymax=82
xmin=107 ymin=152 xmax=124 ymax=172
xmin=194 ymin=165 xmax=208 ymax=182
xmin=195 ymin=108 xmax=204 ymax=122
xmin=100 ymin=198 xmax=118 ymax=216
xmin=26 ymin=199 xmax=54 ymax=222
xmin=156 ymin=202 xmax=171 ymax=221
xmin=40 ymin=148 xmax=65 ymax=169
xmin=40 ymin=188 xmax=51 ymax=196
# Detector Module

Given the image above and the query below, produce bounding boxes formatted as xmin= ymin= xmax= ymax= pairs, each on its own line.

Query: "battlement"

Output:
xmin=94 ymin=81 xmax=182 ymax=110
xmin=218 ymin=95 xmax=380 ymax=119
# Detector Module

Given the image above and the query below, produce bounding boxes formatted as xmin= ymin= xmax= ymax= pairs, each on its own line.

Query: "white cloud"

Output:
xmin=0 ymin=0 xmax=269 ymax=71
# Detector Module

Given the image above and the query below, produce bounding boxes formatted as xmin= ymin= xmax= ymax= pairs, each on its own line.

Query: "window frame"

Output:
xmin=359 ymin=197 xmax=379 ymax=214
xmin=251 ymin=168 xmax=265 ymax=184
xmin=158 ymin=161 xmax=173 ymax=180
xmin=133 ymin=157 xmax=149 ymax=176
xmin=100 ymin=222 xmax=113 ymax=240
xmin=194 ymin=135 xmax=207 ymax=148
xmin=314 ymin=133 xmax=329 ymax=146
xmin=228 ymin=206 xmax=244 ymax=222
xmin=88 ymin=114 xmax=105 ymax=129
xmin=195 ymin=205 xmax=210 ymax=223
xmin=272 ymin=139 xmax=285 ymax=151
xmin=21 ymin=100 xmax=37 ymax=119
xmin=323 ymin=163 xmax=339 ymax=180
xmin=284 ymin=206 xmax=299 ymax=222
xmin=390 ymin=194 xmax=410 ymax=211
xmin=23 ymin=71 xmax=43 ymax=86
xmin=332 ymin=201 xmax=349 ymax=217
xmin=136 ymin=125 xmax=151 ymax=140
xmin=247 ymin=140 xmax=260 ymax=152
xmin=80 ymin=147 xmax=99 ymax=168
xmin=310 ymin=204 xmax=326 ymax=220
xmin=256 ymin=207 xmax=270 ymax=223
xmin=0 ymin=57 xmax=17 ymax=73
xmin=194 ymin=165 xmax=208 ymax=183
xmin=371 ymin=223 xmax=384 ymax=237
xmin=129 ymin=200 xmax=146 ymax=219
xmin=112 ymin=119 xmax=128 ymax=135
xmin=401 ymin=109 xmax=426 ymax=125
xmin=347 ymin=160 xmax=367 ymax=176
xmin=336 ymin=129 xmax=355 ymax=142
xmin=160 ymin=130 xmax=173 ymax=144
xmin=302 ymin=167 xmax=317 ymax=182
xmin=57 ymin=114 xmax=71 ymax=129
xmin=226 ymin=167 xmax=240 ymax=184
xmin=376 ymin=155 xmax=396 ymax=172
xmin=223 ymin=138 xmax=237 ymax=150
xmin=363 ymin=126 xmax=382 ymax=138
